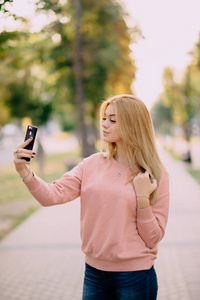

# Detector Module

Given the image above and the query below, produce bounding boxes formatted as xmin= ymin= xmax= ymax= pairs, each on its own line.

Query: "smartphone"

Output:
xmin=23 ymin=125 xmax=38 ymax=161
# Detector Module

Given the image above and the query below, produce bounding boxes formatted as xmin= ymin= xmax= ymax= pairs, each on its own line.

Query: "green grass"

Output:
xmin=164 ymin=147 xmax=200 ymax=186
xmin=0 ymin=149 xmax=81 ymax=240
xmin=12 ymin=206 xmax=39 ymax=229
xmin=164 ymin=147 xmax=182 ymax=161
xmin=187 ymin=168 xmax=200 ymax=185
xmin=0 ymin=151 xmax=81 ymax=203
xmin=0 ymin=166 xmax=32 ymax=203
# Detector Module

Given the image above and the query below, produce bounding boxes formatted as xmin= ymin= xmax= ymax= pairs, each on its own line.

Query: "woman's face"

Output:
xmin=102 ymin=104 xmax=122 ymax=144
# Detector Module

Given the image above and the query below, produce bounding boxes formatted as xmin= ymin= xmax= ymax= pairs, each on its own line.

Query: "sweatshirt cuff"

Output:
xmin=24 ymin=173 xmax=42 ymax=193
xmin=137 ymin=206 xmax=155 ymax=223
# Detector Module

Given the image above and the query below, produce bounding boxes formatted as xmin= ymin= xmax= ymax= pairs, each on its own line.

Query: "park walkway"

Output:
xmin=0 ymin=146 xmax=200 ymax=299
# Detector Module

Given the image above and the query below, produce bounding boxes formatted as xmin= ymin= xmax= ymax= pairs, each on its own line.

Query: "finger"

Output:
xmin=23 ymin=137 xmax=33 ymax=147
xmin=152 ymin=178 xmax=157 ymax=189
xmin=16 ymin=149 xmax=35 ymax=156
xmin=142 ymin=171 xmax=150 ymax=180
xmin=148 ymin=173 xmax=155 ymax=183
xmin=15 ymin=137 xmax=33 ymax=150
xmin=18 ymin=153 xmax=35 ymax=159
xmin=14 ymin=148 xmax=35 ymax=159
xmin=14 ymin=158 xmax=31 ymax=165
xmin=13 ymin=151 xmax=33 ymax=161
xmin=14 ymin=149 xmax=35 ymax=160
xmin=133 ymin=172 xmax=141 ymax=181
xmin=13 ymin=148 xmax=20 ymax=155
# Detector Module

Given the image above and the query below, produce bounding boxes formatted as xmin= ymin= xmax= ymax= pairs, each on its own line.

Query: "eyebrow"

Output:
xmin=104 ymin=113 xmax=116 ymax=117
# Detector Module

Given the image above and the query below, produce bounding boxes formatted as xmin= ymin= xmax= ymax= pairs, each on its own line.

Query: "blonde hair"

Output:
xmin=100 ymin=94 xmax=166 ymax=204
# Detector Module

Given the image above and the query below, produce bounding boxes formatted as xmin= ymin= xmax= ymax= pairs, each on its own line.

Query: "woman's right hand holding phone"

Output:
xmin=13 ymin=137 xmax=35 ymax=181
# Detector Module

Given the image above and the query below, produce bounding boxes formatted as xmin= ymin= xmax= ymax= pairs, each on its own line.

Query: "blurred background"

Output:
xmin=0 ymin=0 xmax=200 ymax=250
xmin=1 ymin=1 xmax=200 ymax=299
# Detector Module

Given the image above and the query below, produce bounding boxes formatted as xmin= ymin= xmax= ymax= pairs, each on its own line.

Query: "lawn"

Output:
xmin=0 ymin=152 xmax=68 ymax=203
xmin=164 ymin=146 xmax=200 ymax=185
xmin=187 ymin=167 xmax=200 ymax=185
xmin=0 ymin=150 xmax=80 ymax=240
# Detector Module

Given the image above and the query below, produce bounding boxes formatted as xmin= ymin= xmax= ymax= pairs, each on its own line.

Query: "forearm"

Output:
xmin=135 ymin=171 xmax=169 ymax=249
xmin=18 ymin=167 xmax=64 ymax=206
xmin=24 ymin=173 xmax=56 ymax=206
xmin=13 ymin=139 xmax=81 ymax=206
xmin=24 ymin=172 xmax=81 ymax=206
xmin=136 ymin=206 xmax=164 ymax=249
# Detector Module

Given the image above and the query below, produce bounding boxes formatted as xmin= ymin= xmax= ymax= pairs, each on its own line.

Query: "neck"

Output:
xmin=115 ymin=143 xmax=129 ymax=165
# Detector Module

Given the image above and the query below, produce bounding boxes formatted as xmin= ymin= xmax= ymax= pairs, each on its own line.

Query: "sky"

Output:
xmin=1 ymin=0 xmax=200 ymax=109
xmin=121 ymin=0 xmax=200 ymax=108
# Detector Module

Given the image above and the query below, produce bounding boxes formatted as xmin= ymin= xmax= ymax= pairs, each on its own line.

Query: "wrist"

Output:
xmin=18 ymin=166 xmax=33 ymax=182
xmin=136 ymin=196 xmax=150 ymax=209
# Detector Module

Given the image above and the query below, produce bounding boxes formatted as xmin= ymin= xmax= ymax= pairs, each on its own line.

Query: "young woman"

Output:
xmin=13 ymin=94 xmax=169 ymax=300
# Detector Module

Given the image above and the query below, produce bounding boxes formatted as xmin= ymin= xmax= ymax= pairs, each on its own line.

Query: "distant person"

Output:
xmin=13 ymin=94 xmax=169 ymax=300
xmin=37 ymin=138 xmax=45 ymax=177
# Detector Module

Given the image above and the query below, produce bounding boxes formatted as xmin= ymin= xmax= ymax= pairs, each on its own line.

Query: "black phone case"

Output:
xmin=23 ymin=125 xmax=38 ymax=161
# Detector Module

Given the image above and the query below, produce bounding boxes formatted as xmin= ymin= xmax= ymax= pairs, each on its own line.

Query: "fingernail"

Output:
xmin=33 ymin=152 xmax=36 ymax=155
xmin=31 ymin=156 xmax=35 ymax=158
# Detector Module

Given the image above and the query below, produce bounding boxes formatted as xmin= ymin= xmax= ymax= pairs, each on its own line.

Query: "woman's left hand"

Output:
xmin=133 ymin=171 xmax=157 ymax=208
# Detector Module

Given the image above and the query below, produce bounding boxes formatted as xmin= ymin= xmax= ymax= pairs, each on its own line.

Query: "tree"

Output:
xmin=151 ymin=96 xmax=173 ymax=136
xmin=192 ymin=32 xmax=200 ymax=70
xmin=151 ymin=32 xmax=200 ymax=144
xmin=0 ymin=31 xmax=54 ymax=126
xmin=0 ymin=0 xmax=13 ymax=14
xmin=188 ymin=34 xmax=200 ymax=130
xmin=161 ymin=67 xmax=190 ymax=138
xmin=0 ymin=0 xmax=139 ymax=156
xmin=35 ymin=0 xmax=138 ymax=156
xmin=73 ymin=0 xmax=88 ymax=157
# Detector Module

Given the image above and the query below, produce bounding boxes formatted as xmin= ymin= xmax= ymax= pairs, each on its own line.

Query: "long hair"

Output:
xmin=100 ymin=94 xmax=167 ymax=204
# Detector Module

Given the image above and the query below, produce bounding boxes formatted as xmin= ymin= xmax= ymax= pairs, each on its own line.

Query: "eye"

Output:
xmin=102 ymin=117 xmax=116 ymax=123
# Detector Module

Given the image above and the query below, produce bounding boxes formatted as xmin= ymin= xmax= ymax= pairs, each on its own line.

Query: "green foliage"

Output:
xmin=5 ymin=79 xmax=52 ymax=126
xmin=151 ymin=96 xmax=173 ymax=135
xmin=152 ymin=33 xmax=200 ymax=139
xmin=0 ymin=0 xmax=138 ymax=132
xmin=0 ymin=0 xmax=24 ymax=21
xmin=36 ymin=0 xmax=138 ymax=124
xmin=0 ymin=31 xmax=54 ymax=126
xmin=192 ymin=32 xmax=200 ymax=70
xmin=0 ymin=0 xmax=13 ymax=13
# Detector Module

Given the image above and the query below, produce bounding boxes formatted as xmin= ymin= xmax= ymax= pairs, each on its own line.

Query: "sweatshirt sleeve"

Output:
xmin=24 ymin=161 xmax=83 ymax=206
xmin=136 ymin=171 xmax=169 ymax=249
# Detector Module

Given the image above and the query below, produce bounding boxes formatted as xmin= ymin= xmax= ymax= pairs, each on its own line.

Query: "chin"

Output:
xmin=103 ymin=137 xmax=111 ymax=143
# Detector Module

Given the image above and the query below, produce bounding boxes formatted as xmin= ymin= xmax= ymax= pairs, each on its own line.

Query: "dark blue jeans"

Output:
xmin=82 ymin=263 xmax=158 ymax=300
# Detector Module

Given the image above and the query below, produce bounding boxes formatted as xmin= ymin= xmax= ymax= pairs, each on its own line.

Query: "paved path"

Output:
xmin=0 ymin=147 xmax=200 ymax=299
xmin=0 ymin=200 xmax=84 ymax=300
xmin=155 ymin=146 xmax=200 ymax=300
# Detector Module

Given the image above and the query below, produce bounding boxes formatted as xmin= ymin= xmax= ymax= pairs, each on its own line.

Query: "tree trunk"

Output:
xmin=73 ymin=0 xmax=90 ymax=157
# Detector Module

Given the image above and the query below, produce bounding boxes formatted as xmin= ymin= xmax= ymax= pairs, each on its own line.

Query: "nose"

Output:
xmin=102 ymin=119 xmax=109 ymax=128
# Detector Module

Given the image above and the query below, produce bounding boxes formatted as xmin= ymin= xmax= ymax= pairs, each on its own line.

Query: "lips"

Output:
xmin=103 ymin=131 xmax=109 ymax=135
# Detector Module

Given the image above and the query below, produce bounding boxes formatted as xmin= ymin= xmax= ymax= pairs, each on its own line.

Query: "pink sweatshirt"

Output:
xmin=25 ymin=153 xmax=169 ymax=272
